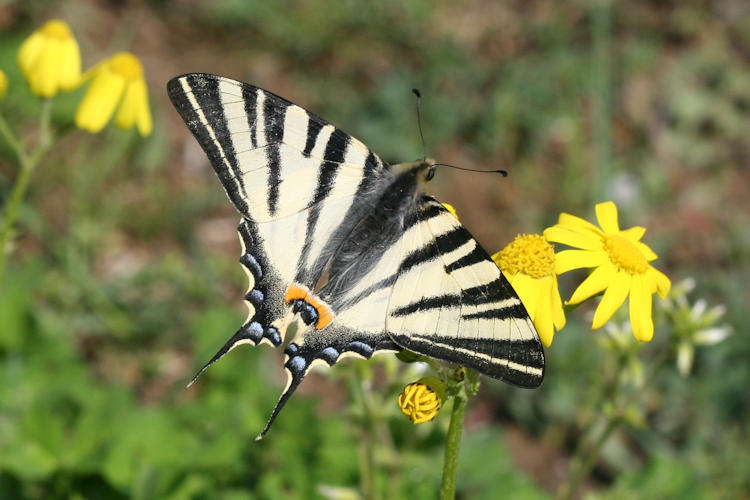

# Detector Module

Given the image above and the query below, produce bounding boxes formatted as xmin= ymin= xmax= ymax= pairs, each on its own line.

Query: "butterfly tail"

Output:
xmin=255 ymin=369 xmax=304 ymax=440
xmin=186 ymin=326 xmax=262 ymax=388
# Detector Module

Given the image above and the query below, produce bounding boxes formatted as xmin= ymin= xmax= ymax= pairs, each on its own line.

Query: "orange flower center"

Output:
xmin=494 ymin=234 xmax=555 ymax=279
xmin=109 ymin=52 xmax=143 ymax=81
xmin=40 ymin=20 xmax=73 ymax=40
xmin=603 ymin=234 xmax=648 ymax=274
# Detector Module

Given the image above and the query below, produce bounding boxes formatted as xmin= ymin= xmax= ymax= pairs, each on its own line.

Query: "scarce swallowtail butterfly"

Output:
xmin=167 ymin=74 xmax=545 ymax=439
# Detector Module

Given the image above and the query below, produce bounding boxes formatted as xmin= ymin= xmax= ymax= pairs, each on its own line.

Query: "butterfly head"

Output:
xmin=420 ymin=158 xmax=437 ymax=182
xmin=424 ymin=163 xmax=436 ymax=182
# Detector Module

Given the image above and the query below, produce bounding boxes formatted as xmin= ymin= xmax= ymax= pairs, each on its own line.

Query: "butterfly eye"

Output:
xmin=425 ymin=167 xmax=435 ymax=181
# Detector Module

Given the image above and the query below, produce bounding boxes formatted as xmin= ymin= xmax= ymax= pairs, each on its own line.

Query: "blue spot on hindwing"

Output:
xmin=245 ymin=289 xmax=264 ymax=307
xmin=346 ymin=341 xmax=374 ymax=357
xmin=239 ymin=253 xmax=262 ymax=280
xmin=320 ymin=347 xmax=339 ymax=364
xmin=285 ymin=343 xmax=299 ymax=356
xmin=265 ymin=326 xmax=281 ymax=346
xmin=287 ymin=356 xmax=306 ymax=375
xmin=243 ymin=321 xmax=264 ymax=343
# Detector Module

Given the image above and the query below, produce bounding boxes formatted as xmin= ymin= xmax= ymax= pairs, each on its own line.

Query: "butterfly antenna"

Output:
xmin=412 ymin=88 xmax=427 ymax=162
xmin=433 ymin=162 xmax=508 ymax=177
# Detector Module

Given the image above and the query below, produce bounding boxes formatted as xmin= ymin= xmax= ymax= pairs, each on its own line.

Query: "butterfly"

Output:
xmin=167 ymin=73 xmax=545 ymax=439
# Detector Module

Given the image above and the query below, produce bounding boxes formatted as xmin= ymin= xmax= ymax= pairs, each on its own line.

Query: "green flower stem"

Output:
xmin=557 ymin=416 xmax=620 ymax=500
xmin=0 ymin=99 xmax=54 ymax=288
xmin=0 ymin=113 xmax=23 ymax=162
xmin=348 ymin=365 xmax=377 ymax=500
xmin=440 ymin=386 xmax=468 ymax=500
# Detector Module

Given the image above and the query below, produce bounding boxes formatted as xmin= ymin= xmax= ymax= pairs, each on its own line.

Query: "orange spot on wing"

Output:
xmin=308 ymin=296 xmax=334 ymax=329
xmin=284 ymin=283 xmax=334 ymax=330
xmin=285 ymin=283 xmax=310 ymax=302
xmin=315 ymin=310 xmax=334 ymax=330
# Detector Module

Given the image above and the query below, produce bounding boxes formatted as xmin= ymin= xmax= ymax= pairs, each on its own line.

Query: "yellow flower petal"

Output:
xmin=557 ymin=212 xmax=602 ymax=233
xmin=441 ymin=202 xmax=458 ymax=219
xmin=0 ymin=70 xmax=8 ymax=101
xmin=554 ymin=249 xmax=607 ymax=274
xmin=509 ymin=272 xmax=540 ymax=319
xmin=544 ymin=225 xmax=603 ymax=251
xmin=134 ymin=80 xmax=153 ymax=136
xmin=620 ymin=226 xmax=646 ymax=243
xmin=592 ymin=271 xmax=631 ymax=329
xmin=568 ymin=264 xmax=615 ymax=304
xmin=650 ymin=267 xmax=671 ymax=298
xmin=75 ymin=70 xmax=125 ymax=132
xmin=550 ymin=275 xmax=566 ymax=330
xmin=34 ymin=39 xmax=64 ymax=97
xmin=635 ymin=241 xmax=658 ymax=261
xmin=595 ymin=201 xmax=620 ymax=234
xmin=18 ymin=32 xmax=44 ymax=76
xmin=58 ymin=37 xmax=81 ymax=90
xmin=115 ymin=78 xmax=143 ymax=129
xmin=629 ymin=274 xmax=654 ymax=341
xmin=533 ymin=279 xmax=554 ymax=347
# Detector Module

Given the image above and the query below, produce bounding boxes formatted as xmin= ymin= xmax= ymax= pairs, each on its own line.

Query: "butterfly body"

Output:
xmin=167 ymin=74 xmax=544 ymax=438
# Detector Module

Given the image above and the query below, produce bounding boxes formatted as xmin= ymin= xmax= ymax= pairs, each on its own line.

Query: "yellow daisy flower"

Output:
xmin=75 ymin=52 xmax=152 ymax=136
xmin=492 ymin=234 xmax=565 ymax=347
xmin=544 ymin=201 xmax=671 ymax=342
xmin=17 ymin=19 xmax=81 ymax=98
xmin=0 ymin=69 xmax=8 ymax=101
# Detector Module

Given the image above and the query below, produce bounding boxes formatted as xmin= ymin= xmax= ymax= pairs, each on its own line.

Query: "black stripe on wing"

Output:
xmin=263 ymin=96 xmax=288 ymax=216
xmin=463 ymin=305 xmax=529 ymax=320
xmin=295 ymin=127 xmax=351 ymax=279
xmin=242 ymin=85 xmax=258 ymax=148
xmin=302 ymin=115 xmax=323 ymax=157
xmin=406 ymin=334 xmax=545 ymax=380
xmin=167 ymin=74 xmax=251 ymax=215
xmin=444 ymin=245 xmax=486 ymax=273
xmin=403 ymin=201 xmax=443 ymax=231
xmin=399 ymin=226 xmax=473 ymax=273
xmin=390 ymin=294 xmax=461 ymax=316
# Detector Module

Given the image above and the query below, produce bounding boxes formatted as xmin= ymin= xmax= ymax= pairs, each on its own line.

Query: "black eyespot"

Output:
xmin=426 ymin=167 xmax=435 ymax=181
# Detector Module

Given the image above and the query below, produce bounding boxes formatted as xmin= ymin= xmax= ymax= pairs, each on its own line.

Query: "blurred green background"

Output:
xmin=1 ymin=1 xmax=749 ymax=498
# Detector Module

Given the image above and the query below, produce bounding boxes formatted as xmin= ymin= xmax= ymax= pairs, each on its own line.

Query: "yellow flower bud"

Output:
xmin=17 ymin=20 xmax=81 ymax=98
xmin=398 ymin=377 xmax=444 ymax=424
